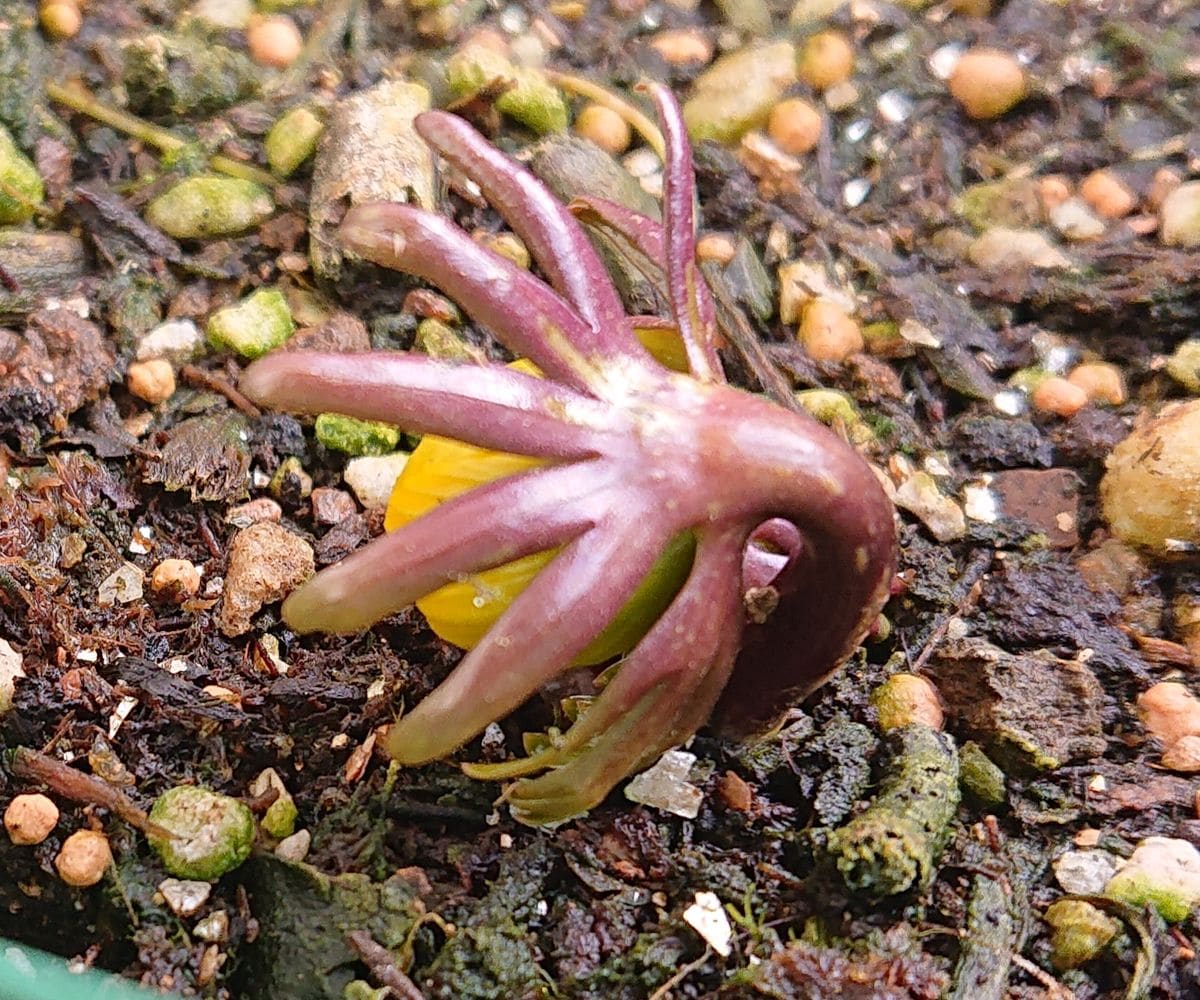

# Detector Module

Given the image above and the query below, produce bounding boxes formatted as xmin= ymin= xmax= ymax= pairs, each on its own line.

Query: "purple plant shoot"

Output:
xmin=241 ymin=84 xmax=896 ymax=826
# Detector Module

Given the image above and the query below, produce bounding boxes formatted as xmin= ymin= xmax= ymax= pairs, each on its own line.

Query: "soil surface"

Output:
xmin=1 ymin=1 xmax=1199 ymax=998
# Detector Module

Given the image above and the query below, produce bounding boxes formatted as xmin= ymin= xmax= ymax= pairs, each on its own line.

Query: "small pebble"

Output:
xmin=1067 ymin=362 xmax=1125 ymax=406
xmin=767 ymin=98 xmax=822 ymax=156
xmin=40 ymin=0 xmax=81 ymax=40
xmin=1138 ymin=682 xmax=1200 ymax=745
xmin=624 ymin=749 xmax=703 ymax=818
xmin=1038 ymin=175 xmax=1072 ymax=215
xmin=1161 ymin=734 xmax=1200 ymax=773
xmin=150 ymin=558 xmax=202 ymax=602
xmin=647 ymin=28 xmax=713 ymax=66
xmin=968 ymin=227 xmax=1072 ymax=273
xmin=1146 ymin=167 xmax=1182 ymax=211
xmin=344 ymin=453 xmax=410 ymax=512
xmin=126 ymin=359 xmax=176 ymax=405
xmin=797 ymin=30 xmax=854 ymax=91
xmin=225 ymin=497 xmax=283 ymax=528
xmin=1054 ymin=849 xmax=1119 ymax=895
xmin=873 ymin=673 xmax=944 ymax=732
xmin=1080 ymin=169 xmax=1137 ymax=220
xmin=1050 ymin=197 xmax=1106 ymax=242
xmin=573 ymin=103 xmax=631 ymax=156
xmin=1031 ymin=376 xmax=1088 ymax=418
xmin=97 ymin=562 xmax=145 ymax=607
xmin=798 ymin=298 xmax=862 ymax=363
xmin=0 ymin=638 xmax=25 ymax=713
xmin=714 ymin=771 xmax=753 ymax=812
xmin=219 ymin=522 xmax=315 ymax=637
xmin=1160 ymin=181 xmax=1200 ymax=249
xmin=274 ymin=828 xmax=311 ymax=862
xmin=948 ymin=47 xmax=1028 ymax=120
xmin=55 ymin=829 xmax=112 ymax=887
xmin=310 ymin=487 xmax=358 ymax=526
xmin=194 ymin=910 xmax=230 ymax=943
xmin=695 ymin=233 xmax=736 ymax=266
xmin=158 ymin=878 xmax=212 ymax=918
xmin=5 ymin=793 xmax=59 ymax=845
xmin=247 ymin=15 xmax=303 ymax=69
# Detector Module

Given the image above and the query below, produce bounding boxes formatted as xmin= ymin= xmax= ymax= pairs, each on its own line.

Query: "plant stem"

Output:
xmin=544 ymin=70 xmax=666 ymax=159
xmin=45 ymin=82 xmax=276 ymax=186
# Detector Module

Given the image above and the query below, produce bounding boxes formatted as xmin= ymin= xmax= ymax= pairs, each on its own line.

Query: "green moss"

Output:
xmin=423 ymin=842 xmax=556 ymax=999
xmin=826 ymin=725 xmax=960 ymax=896
xmin=119 ymin=32 xmax=260 ymax=118
xmin=446 ymin=44 xmax=567 ymax=134
xmin=236 ymin=856 xmax=423 ymax=1000
xmin=1044 ymin=900 xmax=1119 ymax=970
xmin=315 ymin=414 xmax=402 ymax=456
xmin=206 ymin=288 xmax=295 ymax=358
xmin=958 ymin=741 xmax=1007 ymax=807
xmin=148 ymin=786 xmax=255 ymax=880
xmin=0 ymin=122 xmax=44 ymax=223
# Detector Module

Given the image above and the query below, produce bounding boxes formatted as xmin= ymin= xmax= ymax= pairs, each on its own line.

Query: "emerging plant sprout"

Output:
xmin=241 ymin=84 xmax=896 ymax=825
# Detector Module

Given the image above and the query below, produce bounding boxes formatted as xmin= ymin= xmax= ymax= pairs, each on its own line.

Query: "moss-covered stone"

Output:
xmin=1104 ymin=836 xmax=1200 ymax=923
xmin=206 ymin=288 xmax=295 ymax=358
xmin=265 ymin=105 xmax=325 ymax=178
xmin=315 ymin=414 xmax=402 ymax=456
xmin=118 ymin=32 xmax=260 ymax=118
xmin=1165 ymin=339 xmax=1200 ymax=394
xmin=1044 ymin=899 xmax=1119 ymax=970
xmin=682 ymin=41 xmax=797 ymax=143
xmin=958 ymin=741 xmax=1007 ymax=807
xmin=146 ymin=175 xmax=274 ymax=240
xmin=147 ymin=786 xmax=255 ymax=880
xmin=250 ymin=768 xmax=298 ymax=840
xmin=235 ymin=856 xmax=423 ymax=1000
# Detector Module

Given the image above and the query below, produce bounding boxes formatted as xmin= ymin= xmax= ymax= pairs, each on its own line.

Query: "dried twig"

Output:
xmin=179 ymin=365 xmax=263 ymax=419
xmin=345 ymin=930 xmax=426 ymax=1000
xmin=10 ymin=747 xmax=174 ymax=841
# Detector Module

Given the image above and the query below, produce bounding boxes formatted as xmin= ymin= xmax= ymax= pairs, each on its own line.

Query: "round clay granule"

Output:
xmin=247 ymin=15 xmax=303 ymax=69
xmin=573 ymin=103 xmax=631 ymax=156
xmin=767 ymin=98 xmax=823 ymax=156
xmin=55 ymin=829 xmax=113 ymax=887
xmin=5 ymin=794 xmax=59 ymax=845
xmin=798 ymin=31 xmax=854 ymax=92
xmin=948 ymin=48 xmax=1028 ymax=120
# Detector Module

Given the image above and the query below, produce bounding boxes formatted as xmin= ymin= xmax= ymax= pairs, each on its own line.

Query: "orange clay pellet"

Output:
xmin=767 ymin=98 xmax=823 ymax=156
xmin=948 ymin=48 xmax=1028 ymax=120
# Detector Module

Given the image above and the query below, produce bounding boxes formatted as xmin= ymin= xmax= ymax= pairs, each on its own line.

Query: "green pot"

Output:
xmin=0 ymin=939 xmax=159 ymax=999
